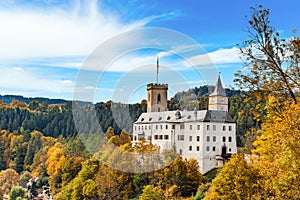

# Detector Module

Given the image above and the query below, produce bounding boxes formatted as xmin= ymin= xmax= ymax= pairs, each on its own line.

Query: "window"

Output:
xmin=223 ymin=126 xmax=226 ymax=131
xmin=229 ymin=137 xmax=232 ymax=142
xmin=206 ymin=136 xmax=210 ymax=142
xmin=134 ymin=136 xmax=137 ymax=141
xmin=159 ymin=135 xmax=163 ymax=140
xmin=158 ymin=107 xmax=160 ymax=112
xmin=189 ymin=136 xmax=192 ymax=141
xmin=213 ymin=125 xmax=216 ymax=131
xmin=197 ymin=136 xmax=200 ymax=142
xmin=229 ymin=148 xmax=232 ymax=152
xmin=189 ymin=146 xmax=192 ymax=151
xmin=156 ymin=125 xmax=158 ymax=130
xmin=213 ymin=136 xmax=216 ymax=142
xmin=149 ymin=125 xmax=151 ymax=130
xmin=197 ymin=125 xmax=200 ymax=130
xmin=196 ymin=146 xmax=200 ymax=151
xmin=157 ymin=94 xmax=161 ymax=102
xmin=180 ymin=124 xmax=185 ymax=129
xmin=212 ymin=146 xmax=216 ymax=151
xmin=145 ymin=126 xmax=147 ymax=130
xmin=179 ymin=149 xmax=183 ymax=155
xmin=141 ymin=126 xmax=143 ymax=130
xmin=166 ymin=125 xmax=168 ymax=129
xmin=190 ymin=125 xmax=192 ymax=130
xmin=178 ymin=135 xmax=184 ymax=141
xmin=223 ymin=136 xmax=226 ymax=142
xmin=229 ymin=126 xmax=232 ymax=131
xmin=206 ymin=146 xmax=210 ymax=151
xmin=154 ymin=135 xmax=158 ymax=140
xmin=207 ymin=125 xmax=210 ymax=130
xmin=138 ymin=126 xmax=140 ymax=131
xmin=164 ymin=135 xmax=169 ymax=140
xmin=135 ymin=126 xmax=136 ymax=131
xmin=160 ymin=125 xmax=163 ymax=130
xmin=172 ymin=124 xmax=175 ymax=129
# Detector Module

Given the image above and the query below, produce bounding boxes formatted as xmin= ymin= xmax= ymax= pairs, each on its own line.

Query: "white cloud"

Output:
xmin=0 ymin=67 xmax=74 ymax=94
xmin=187 ymin=47 xmax=242 ymax=66
xmin=0 ymin=1 xmax=148 ymax=60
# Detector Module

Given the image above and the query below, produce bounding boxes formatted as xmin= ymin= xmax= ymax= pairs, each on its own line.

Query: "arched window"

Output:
xmin=157 ymin=93 xmax=161 ymax=102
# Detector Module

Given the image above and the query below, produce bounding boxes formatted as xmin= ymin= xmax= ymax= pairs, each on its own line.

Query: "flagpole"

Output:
xmin=156 ymin=56 xmax=159 ymax=84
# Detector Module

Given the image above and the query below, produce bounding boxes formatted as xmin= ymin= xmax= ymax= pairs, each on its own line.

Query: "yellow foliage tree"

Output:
xmin=252 ymin=97 xmax=300 ymax=199
xmin=46 ymin=142 xmax=66 ymax=194
xmin=0 ymin=169 xmax=20 ymax=196
xmin=204 ymin=154 xmax=263 ymax=200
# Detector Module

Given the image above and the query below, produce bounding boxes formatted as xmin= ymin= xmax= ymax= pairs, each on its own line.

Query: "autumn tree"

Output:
xmin=139 ymin=185 xmax=165 ymax=200
xmin=252 ymin=97 xmax=300 ymax=199
xmin=0 ymin=169 xmax=20 ymax=196
xmin=155 ymin=157 xmax=204 ymax=198
xmin=204 ymin=154 xmax=263 ymax=200
xmin=55 ymin=158 xmax=100 ymax=200
xmin=46 ymin=142 xmax=66 ymax=194
xmin=96 ymin=163 xmax=133 ymax=199
xmin=235 ymin=5 xmax=300 ymax=127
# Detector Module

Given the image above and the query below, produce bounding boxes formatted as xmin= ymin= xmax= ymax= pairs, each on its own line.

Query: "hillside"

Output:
xmin=0 ymin=95 xmax=68 ymax=105
xmin=0 ymin=86 xmax=258 ymax=147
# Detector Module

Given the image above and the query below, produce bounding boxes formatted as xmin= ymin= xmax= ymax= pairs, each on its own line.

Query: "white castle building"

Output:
xmin=132 ymin=75 xmax=237 ymax=174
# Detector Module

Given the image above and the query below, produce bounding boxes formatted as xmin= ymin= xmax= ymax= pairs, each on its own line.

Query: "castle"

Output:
xmin=132 ymin=75 xmax=237 ymax=174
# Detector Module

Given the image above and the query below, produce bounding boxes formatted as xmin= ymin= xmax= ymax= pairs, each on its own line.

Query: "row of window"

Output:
xmin=177 ymin=135 xmax=233 ymax=143
xmin=133 ymin=134 xmax=233 ymax=143
xmin=134 ymin=124 xmax=233 ymax=131
xmin=206 ymin=136 xmax=232 ymax=142
xmin=184 ymin=146 xmax=232 ymax=152
xmin=179 ymin=146 xmax=232 ymax=153
xmin=206 ymin=125 xmax=232 ymax=131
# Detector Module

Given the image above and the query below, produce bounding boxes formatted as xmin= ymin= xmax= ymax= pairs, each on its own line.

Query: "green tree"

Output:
xmin=9 ymin=186 xmax=26 ymax=200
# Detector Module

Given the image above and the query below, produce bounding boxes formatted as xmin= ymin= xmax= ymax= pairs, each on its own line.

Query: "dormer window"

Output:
xmin=149 ymin=117 xmax=152 ymax=121
xmin=167 ymin=116 xmax=171 ymax=120
xmin=141 ymin=118 xmax=144 ymax=121
xmin=159 ymin=116 xmax=162 ymax=120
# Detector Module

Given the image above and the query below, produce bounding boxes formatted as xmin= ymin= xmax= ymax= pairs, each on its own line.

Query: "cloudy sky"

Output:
xmin=0 ymin=0 xmax=299 ymax=103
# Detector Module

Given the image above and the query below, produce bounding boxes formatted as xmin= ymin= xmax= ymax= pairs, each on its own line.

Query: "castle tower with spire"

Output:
xmin=208 ymin=75 xmax=228 ymax=112
xmin=132 ymin=66 xmax=237 ymax=174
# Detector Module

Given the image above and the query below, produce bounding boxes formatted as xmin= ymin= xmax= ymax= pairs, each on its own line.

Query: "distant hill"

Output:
xmin=0 ymin=95 xmax=68 ymax=105
xmin=0 ymin=86 xmax=256 ymax=147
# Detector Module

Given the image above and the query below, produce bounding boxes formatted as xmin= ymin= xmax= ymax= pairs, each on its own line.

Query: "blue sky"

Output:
xmin=0 ymin=0 xmax=300 ymax=103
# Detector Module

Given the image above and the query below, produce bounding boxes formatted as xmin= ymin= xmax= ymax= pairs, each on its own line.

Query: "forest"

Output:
xmin=1 ymin=5 xmax=300 ymax=200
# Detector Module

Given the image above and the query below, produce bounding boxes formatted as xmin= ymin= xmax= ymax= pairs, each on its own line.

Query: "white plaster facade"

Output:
xmin=132 ymin=76 xmax=237 ymax=174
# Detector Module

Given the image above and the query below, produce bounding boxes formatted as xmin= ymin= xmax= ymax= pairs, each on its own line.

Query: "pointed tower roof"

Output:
xmin=210 ymin=74 xmax=226 ymax=96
